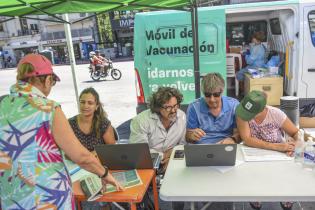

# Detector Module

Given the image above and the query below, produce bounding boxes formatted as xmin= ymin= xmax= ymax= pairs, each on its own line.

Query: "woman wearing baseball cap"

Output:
xmin=236 ymin=90 xmax=298 ymax=210
xmin=0 ymin=54 xmax=123 ymax=209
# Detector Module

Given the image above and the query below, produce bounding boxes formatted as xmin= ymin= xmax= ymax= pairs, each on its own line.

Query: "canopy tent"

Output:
xmin=0 ymin=0 xmax=204 ymax=108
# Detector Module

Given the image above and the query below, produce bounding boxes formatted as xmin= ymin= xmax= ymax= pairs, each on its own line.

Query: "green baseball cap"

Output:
xmin=236 ymin=90 xmax=267 ymax=121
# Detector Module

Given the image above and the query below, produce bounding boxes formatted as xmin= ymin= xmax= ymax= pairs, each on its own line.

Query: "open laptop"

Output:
xmin=184 ymin=144 xmax=237 ymax=167
xmin=95 ymin=143 xmax=161 ymax=170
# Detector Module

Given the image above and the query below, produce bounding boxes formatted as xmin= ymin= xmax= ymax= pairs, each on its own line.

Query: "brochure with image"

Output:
xmin=106 ymin=169 xmax=142 ymax=193
xmin=80 ymin=173 xmax=103 ymax=201
xmin=80 ymin=169 xmax=142 ymax=201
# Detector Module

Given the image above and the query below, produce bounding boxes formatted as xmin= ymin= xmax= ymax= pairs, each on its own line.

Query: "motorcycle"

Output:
xmin=89 ymin=60 xmax=122 ymax=81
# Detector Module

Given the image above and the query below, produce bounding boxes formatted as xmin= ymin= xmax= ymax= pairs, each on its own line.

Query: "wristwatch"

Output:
xmin=99 ymin=166 xmax=109 ymax=178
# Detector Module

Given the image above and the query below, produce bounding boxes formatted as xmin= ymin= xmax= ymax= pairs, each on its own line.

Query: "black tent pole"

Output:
xmin=191 ymin=0 xmax=201 ymax=99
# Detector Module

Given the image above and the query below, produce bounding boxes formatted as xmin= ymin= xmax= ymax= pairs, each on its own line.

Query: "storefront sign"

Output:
xmin=42 ymin=36 xmax=93 ymax=46
xmin=111 ymin=18 xmax=134 ymax=30
xmin=46 ymin=39 xmax=63 ymax=44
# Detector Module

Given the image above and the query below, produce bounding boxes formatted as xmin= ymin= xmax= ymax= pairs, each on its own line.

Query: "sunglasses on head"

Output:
xmin=204 ymin=91 xmax=222 ymax=98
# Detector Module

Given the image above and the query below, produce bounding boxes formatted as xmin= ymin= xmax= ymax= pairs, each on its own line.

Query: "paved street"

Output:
xmin=0 ymin=61 xmax=137 ymax=127
xmin=1 ymin=62 xmax=315 ymax=210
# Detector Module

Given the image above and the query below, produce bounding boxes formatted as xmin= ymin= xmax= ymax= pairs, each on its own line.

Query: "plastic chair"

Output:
xmin=226 ymin=53 xmax=242 ymax=96
xmin=114 ymin=127 xmax=131 ymax=144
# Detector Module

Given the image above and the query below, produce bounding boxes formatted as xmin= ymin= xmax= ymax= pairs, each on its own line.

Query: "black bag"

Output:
xmin=300 ymin=103 xmax=315 ymax=117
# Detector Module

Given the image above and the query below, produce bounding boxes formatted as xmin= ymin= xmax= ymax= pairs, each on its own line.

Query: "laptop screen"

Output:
xmin=184 ymin=144 xmax=237 ymax=167
xmin=95 ymin=143 xmax=155 ymax=170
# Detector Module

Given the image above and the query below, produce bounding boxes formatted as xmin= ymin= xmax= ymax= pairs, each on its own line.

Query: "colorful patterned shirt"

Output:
xmin=0 ymin=81 xmax=74 ymax=209
xmin=249 ymin=106 xmax=287 ymax=143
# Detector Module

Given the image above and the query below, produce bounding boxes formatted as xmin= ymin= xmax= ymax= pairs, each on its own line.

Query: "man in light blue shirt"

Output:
xmin=186 ymin=73 xmax=240 ymax=144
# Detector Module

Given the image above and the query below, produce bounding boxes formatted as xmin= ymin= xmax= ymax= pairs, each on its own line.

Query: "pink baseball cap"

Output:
xmin=18 ymin=54 xmax=60 ymax=81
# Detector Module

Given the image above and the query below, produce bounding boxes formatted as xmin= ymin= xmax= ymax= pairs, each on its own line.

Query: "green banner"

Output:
xmin=135 ymin=8 xmax=226 ymax=104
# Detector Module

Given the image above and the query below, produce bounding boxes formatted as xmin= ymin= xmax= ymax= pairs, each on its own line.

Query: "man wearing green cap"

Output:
xmin=236 ymin=91 xmax=298 ymax=210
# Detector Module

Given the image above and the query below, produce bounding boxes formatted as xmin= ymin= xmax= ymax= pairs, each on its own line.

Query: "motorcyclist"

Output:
xmin=89 ymin=51 xmax=96 ymax=72
xmin=92 ymin=50 xmax=110 ymax=75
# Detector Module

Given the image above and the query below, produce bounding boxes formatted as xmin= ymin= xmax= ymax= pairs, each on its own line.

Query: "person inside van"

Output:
xmin=236 ymin=90 xmax=298 ymax=210
xmin=186 ymin=72 xmax=241 ymax=144
xmin=236 ymin=31 xmax=266 ymax=82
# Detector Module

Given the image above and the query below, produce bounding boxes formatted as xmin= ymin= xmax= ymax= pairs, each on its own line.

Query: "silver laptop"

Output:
xmin=184 ymin=144 xmax=237 ymax=166
xmin=95 ymin=143 xmax=160 ymax=170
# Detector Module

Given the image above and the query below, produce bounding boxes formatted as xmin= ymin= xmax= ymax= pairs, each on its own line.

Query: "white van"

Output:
xmin=134 ymin=0 xmax=315 ymax=112
xmin=224 ymin=0 xmax=315 ymax=100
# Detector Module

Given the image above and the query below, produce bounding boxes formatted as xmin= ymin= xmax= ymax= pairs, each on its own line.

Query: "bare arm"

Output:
xmin=218 ymin=128 xmax=241 ymax=144
xmin=103 ymin=57 xmax=109 ymax=62
xmin=236 ymin=117 xmax=295 ymax=153
xmin=93 ymin=56 xmax=103 ymax=63
xmin=232 ymin=128 xmax=241 ymax=143
xmin=281 ymin=118 xmax=299 ymax=141
xmin=102 ymin=125 xmax=116 ymax=145
xmin=52 ymin=107 xmax=123 ymax=190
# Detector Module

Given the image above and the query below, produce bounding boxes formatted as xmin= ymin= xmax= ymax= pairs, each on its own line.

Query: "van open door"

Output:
xmin=301 ymin=5 xmax=315 ymax=99
xmin=134 ymin=9 xmax=226 ymax=112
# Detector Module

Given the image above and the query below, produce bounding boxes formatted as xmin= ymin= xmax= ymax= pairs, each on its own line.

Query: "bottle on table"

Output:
xmin=294 ymin=129 xmax=305 ymax=163
xmin=303 ymin=138 xmax=315 ymax=171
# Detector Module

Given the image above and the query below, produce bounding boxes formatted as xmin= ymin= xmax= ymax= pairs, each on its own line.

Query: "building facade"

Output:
xmin=0 ymin=13 xmax=97 ymax=66
xmin=96 ymin=10 xmax=136 ymax=58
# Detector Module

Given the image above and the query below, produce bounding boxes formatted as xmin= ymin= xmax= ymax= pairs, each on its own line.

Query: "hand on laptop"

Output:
xmin=187 ymin=128 xmax=206 ymax=142
xmin=102 ymin=173 xmax=125 ymax=192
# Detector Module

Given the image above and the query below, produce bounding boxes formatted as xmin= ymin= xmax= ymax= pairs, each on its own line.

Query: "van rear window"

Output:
xmin=308 ymin=11 xmax=315 ymax=47
xmin=270 ymin=18 xmax=282 ymax=35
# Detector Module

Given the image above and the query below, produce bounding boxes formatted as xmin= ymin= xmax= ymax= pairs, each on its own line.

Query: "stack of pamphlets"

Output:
xmin=80 ymin=170 xmax=142 ymax=201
